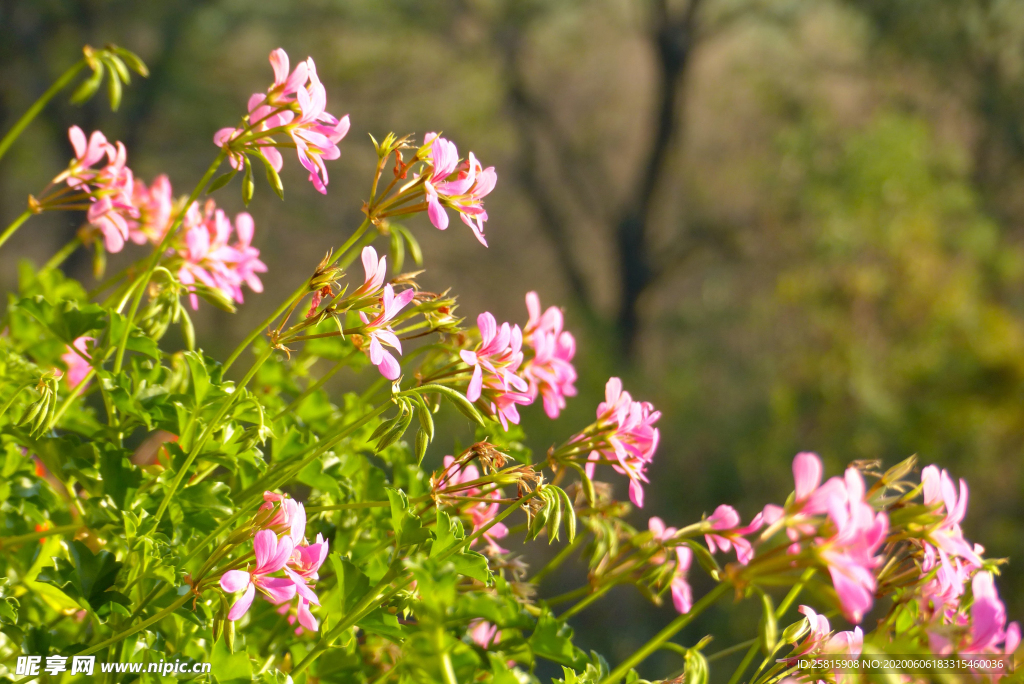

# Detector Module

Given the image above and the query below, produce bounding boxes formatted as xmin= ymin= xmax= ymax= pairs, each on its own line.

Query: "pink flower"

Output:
xmin=421 ymin=133 xmax=497 ymax=246
xmin=649 ymin=517 xmax=693 ymax=614
xmin=87 ymin=197 xmax=132 ymax=252
xmin=918 ymin=543 xmax=969 ymax=619
xmin=583 ymin=378 xmax=661 ymax=507
xmin=175 ymin=200 xmax=266 ymax=310
xmin=67 ymin=126 xmax=112 ymax=183
xmin=215 ymin=49 xmax=349 ymax=194
xmin=351 ymin=245 xmax=388 ymax=300
xmin=966 ymin=572 xmax=1020 ymax=657
xmin=461 ymin=313 xmax=528 ymax=402
xmin=704 ymin=505 xmax=763 ymax=565
xmin=60 ymin=337 xmax=94 ymax=389
xmin=761 ymin=452 xmax=848 ymax=553
xmin=521 ymin=292 xmax=577 ymax=419
xmin=921 ymin=465 xmax=982 ymax=567
xmin=437 ymin=456 xmax=509 ymax=553
xmin=359 ymin=284 xmax=416 ymax=380
xmin=257 ymin=492 xmax=308 ymax=545
xmin=468 ymin=619 xmax=499 ymax=648
xmin=220 ymin=530 xmax=297 ymax=620
xmin=817 ymin=468 xmax=888 ymax=624
xmin=128 ymin=175 xmax=174 ymax=245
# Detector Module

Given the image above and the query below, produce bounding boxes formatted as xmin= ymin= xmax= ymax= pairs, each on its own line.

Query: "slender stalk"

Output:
xmin=42 ymin=236 xmax=83 ymax=271
xmin=725 ymin=568 xmax=816 ymax=684
xmin=0 ymin=210 xmax=33 ymax=252
xmin=0 ymin=524 xmax=79 ymax=549
xmin=0 ymin=59 xmax=86 ymax=162
xmin=153 ymin=346 xmax=272 ymax=524
xmin=222 ymin=217 xmax=372 ymax=372
xmin=291 ymin=493 xmax=537 ymax=677
xmin=598 ymin=582 xmax=731 ymax=684
xmin=532 ymin=532 xmax=589 ymax=584
xmin=50 ymin=369 xmax=95 ymax=425
xmin=272 ymin=355 xmax=353 ymax=420
xmin=113 ymin=151 xmax=226 ymax=373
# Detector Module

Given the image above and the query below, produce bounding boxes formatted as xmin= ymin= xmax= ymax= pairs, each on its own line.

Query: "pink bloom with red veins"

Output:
xmin=704 ymin=505 xmax=763 ymax=565
xmin=521 ymin=292 xmax=577 ymax=419
xmin=290 ymin=61 xmax=350 ymax=194
xmin=220 ymin=530 xmax=297 ymax=620
xmin=359 ymin=284 xmax=416 ymax=380
xmin=817 ymin=468 xmax=888 ymax=624
xmin=648 ymin=517 xmax=693 ymax=614
xmin=583 ymin=377 xmax=661 ymax=508
xmin=921 ymin=465 xmax=982 ymax=567
xmin=60 ymin=337 xmax=94 ymax=389
xmin=468 ymin=619 xmax=499 ymax=648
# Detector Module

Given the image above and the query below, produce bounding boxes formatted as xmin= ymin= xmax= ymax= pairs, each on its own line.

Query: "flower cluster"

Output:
xmin=172 ymin=199 xmax=266 ymax=310
xmin=648 ymin=516 xmax=693 ymax=614
xmin=521 ymin=292 xmax=577 ymax=419
xmin=220 ymin=493 xmax=328 ymax=632
xmin=418 ymin=133 xmax=497 ymax=246
xmin=45 ymin=126 xmax=138 ymax=252
xmin=461 ymin=313 xmax=531 ymax=429
xmin=215 ymin=48 xmax=350 ymax=194
xmin=436 ymin=455 xmax=509 ymax=553
xmin=581 ymin=377 xmax=661 ymax=507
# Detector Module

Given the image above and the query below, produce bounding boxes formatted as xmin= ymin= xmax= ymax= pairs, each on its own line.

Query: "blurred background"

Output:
xmin=1 ymin=0 xmax=1023 ymax=679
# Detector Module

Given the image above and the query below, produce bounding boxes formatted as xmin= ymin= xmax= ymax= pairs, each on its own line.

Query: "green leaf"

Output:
xmin=17 ymin=296 xmax=105 ymax=344
xmin=529 ymin=612 xmax=588 ymax=669
xmin=36 ymin=541 xmax=129 ymax=617
xmin=98 ymin=445 xmax=141 ymax=510
xmin=207 ymin=169 xmax=238 ymax=194
xmin=184 ymin=351 xmax=211 ymax=405
xmin=386 ymin=488 xmax=431 ymax=548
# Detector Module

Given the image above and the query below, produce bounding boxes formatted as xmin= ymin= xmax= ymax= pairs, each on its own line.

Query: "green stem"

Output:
xmin=726 ymin=568 xmax=816 ymax=684
xmin=0 ymin=59 xmax=86 ymax=163
xmin=222 ymin=217 xmax=372 ymax=372
xmin=0 ymin=210 xmax=33 ymax=252
xmin=42 ymin=236 xmax=82 ymax=271
xmin=0 ymin=523 xmax=79 ymax=549
xmin=272 ymin=355 xmax=353 ymax=421
xmin=113 ymin=151 xmax=225 ymax=373
xmin=152 ymin=345 xmax=272 ymax=524
xmin=532 ymin=531 xmax=589 ymax=584
xmin=598 ymin=582 xmax=731 ymax=684
xmin=291 ymin=492 xmax=537 ymax=677
xmin=51 ymin=369 xmax=95 ymax=425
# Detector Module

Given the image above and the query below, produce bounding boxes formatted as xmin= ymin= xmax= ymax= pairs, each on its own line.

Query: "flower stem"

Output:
xmin=0 ymin=524 xmax=79 ymax=549
xmin=725 ymin=567 xmax=815 ymax=684
xmin=0 ymin=210 xmax=33 ymax=252
xmin=113 ymin=151 xmax=226 ymax=374
xmin=598 ymin=582 xmax=731 ymax=684
xmin=152 ymin=345 xmax=272 ymax=524
xmin=42 ymin=236 xmax=82 ymax=271
xmin=0 ymin=59 xmax=86 ymax=163
xmin=222 ymin=217 xmax=372 ymax=372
